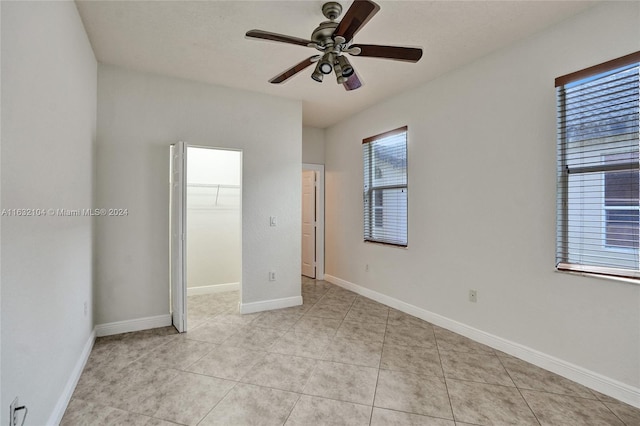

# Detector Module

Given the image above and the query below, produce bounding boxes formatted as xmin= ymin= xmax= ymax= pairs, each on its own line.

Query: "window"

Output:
xmin=556 ymin=52 xmax=640 ymax=278
xmin=363 ymin=126 xmax=408 ymax=246
xmin=604 ymin=154 xmax=639 ymax=249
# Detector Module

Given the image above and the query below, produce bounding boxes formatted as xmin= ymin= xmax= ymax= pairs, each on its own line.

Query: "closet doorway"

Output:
xmin=170 ymin=143 xmax=242 ymax=332
xmin=301 ymin=163 xmax=325 ymax=280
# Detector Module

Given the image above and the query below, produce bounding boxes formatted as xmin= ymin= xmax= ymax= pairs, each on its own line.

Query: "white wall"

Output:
xmin=187 ymin=147 xmax=241 ymax=289
xmin=302 ymin=126 xmax=325 ymax=164
xmin=96 ymin=64 xmax=301 ymax=324
xmin=0 ymin=1 xmax=97 ymax=424
xmin=325 ymin=0 xmax=640 ymax=394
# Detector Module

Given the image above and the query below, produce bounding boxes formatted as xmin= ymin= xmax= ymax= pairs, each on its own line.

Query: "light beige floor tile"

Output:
xmin=302 ymin=278 xmax=332 ymax=291
xmin=89 ymin=329 xmax=179 ymax=374
xmin=336 ymin=320 xmax=387 ymax=342
xmin=221 ymin=326 xmax=285 ymax=350
xmin=604 ymin=401 xmax=640 ymax=425
xmin=97 ymin=362 xmax=181 ymax=415
xmin=321 ymin=337 xmax=383 ymax=367
xmin=252 ymin=310 xmax=304 ymax=330
xmin=303 ymin=360 xmax=379 ymax=405
xmin=185 ymin=345 xmax=266 ymax=380
xmin=145 ymin=371 xmax=235 ymax=425
xmin=588 ymin=388 xmax=630 ymax=405
xmin=187 ymin=302 xmax=229 ymax=323
xmin=433 ymin=327 xmax=494 ymax=354
xmin=136 ymin=338 xmax=216 ymax=369
xmin=498 ymin=353 xmax=595 ymax=398
xmin=61 ymin=398 xmax=151 ymax=426
xmin=318 ymin=292 xmax=358 ymax=305
xmin=97 ymin=327 xmax=179 ymax=353
xmin=385 ymin=323 xmax=437 ymax=349
xmin=198 ymin=383 xmax=299 ymax=425
xmin=186 ymin=316 xmax=208 ymax=331
xmin=352 ymin=296 xmax=389 ymax=310
xmin=305 ymin=302 xmax=351 ymax=320
xmin=293 ymin=316 xmax=342 ymax=337
xmin=71 ymin=350 xmax=140 ymax=401
xmin=144 ymin=418 xmax=182 ymax=426
xmin=269 ymin=330 xmax=333 ymax=358
xmin=67 ymin=285 xmax=631 ymax=426
xmin=387 ymin=309 xmax=433 ymax=329
xmin=213 ymin=310 xmax=261 ymax=325
xmin=183 ymin=320 xmax=245 ymax=344
xmin=274 ymin=303 xmax=312 ymax=314
xmin=344 ymin=306 xmax=389 ymax=324
xmin=521 ymin=389 xmax=626 ymax=425
xmin=285 ymin=395 xmax=371 ymax=426
xmin=374 ymin=369 xmax=452 ymax=419
xmin=241 ymin=353 xmax=318 ymax=392
xmin=370 ymin=407 xmax=455 ymax=425
xmin=301 ymin=293 xmax=325 ymax=305
xmin=325 ymin=287 xmax=358 ymax=298
xmin=440 ymin=351 xmax=515 ymax=386
xmin=380 ymin=344 xmax=443 ymax=378
xmin=447 ymin=379 xmax=538 ymax=425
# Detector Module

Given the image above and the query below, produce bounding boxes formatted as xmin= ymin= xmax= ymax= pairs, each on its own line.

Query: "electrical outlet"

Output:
xmin=269 ymin=271 xmax=276 ymax=281
xmin=365 ymin=264 xmax=369 ymax=272
xmin=269 ymin=216 xmax=277 ymax=227
xmin=469 ymin=290 xmax=477 ymax=303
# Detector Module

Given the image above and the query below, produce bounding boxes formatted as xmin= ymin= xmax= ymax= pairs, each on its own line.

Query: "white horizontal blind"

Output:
xmin=556 ymin=53 xmax=640 ymax=278
xmin=363 ymin=126 xmax=408 ymax=246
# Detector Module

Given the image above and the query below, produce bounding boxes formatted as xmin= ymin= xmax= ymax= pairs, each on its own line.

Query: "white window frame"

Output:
xmin=555 ymin=51 xmax=640 ymax=280
xmin=363 ymin=126 xmax=408 ymax=247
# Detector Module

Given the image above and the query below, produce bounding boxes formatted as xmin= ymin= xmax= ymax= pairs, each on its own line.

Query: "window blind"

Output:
xmin=363 ymin=126 xmax=408 ymax=247
xmin=556 ymin=52 xmax=640 ymax=279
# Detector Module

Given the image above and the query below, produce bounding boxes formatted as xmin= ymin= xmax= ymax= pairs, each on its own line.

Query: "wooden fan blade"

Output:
xmin=350 ymin=44 xmax=423 ymax=62
xmin=333 ymin=0 xmax=380 ymax=43
xmin=343 ymin=70 xmax=363 ymax=91
xmin=269 ymin=56 xmax=319 ymax=84
xmin=246 ymin=29 xmax=313 ymax=47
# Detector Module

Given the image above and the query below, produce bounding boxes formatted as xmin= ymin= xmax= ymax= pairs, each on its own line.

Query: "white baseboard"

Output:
xmin=187 ymin=282 xmax=239 ymax=296
xmin=48 ymin=329 xmax=96 ymax=425
xmin=95 ymin=314 xmax=172 ymax=337
xmin=240 ymin=296 xmax=303 ymax=314
xmin=324 ymin=274 xmax=640 ymax=409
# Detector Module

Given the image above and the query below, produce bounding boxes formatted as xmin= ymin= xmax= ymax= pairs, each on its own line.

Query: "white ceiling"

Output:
xmin=76 ymin=0 xmax=598 ymax=128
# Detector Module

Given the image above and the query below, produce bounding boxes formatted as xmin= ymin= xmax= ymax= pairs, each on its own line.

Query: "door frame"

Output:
xmin=302 ymin=163 xmax=325 ymax=280
xmin=170 ymin=141 xmax=187 ymax=332
xmin=171 ymin=143 xmax=243 ymax=332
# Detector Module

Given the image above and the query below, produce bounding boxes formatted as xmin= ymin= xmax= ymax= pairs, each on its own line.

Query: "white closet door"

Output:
xmin=302 ymin=170 xmax=316 ymax=278
xmin=170 ymin=141 xmax=187 ymax=332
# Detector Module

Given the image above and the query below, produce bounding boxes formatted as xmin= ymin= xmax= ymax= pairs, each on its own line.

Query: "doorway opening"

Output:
xmin=170 ymin=143 xmax=242 ymax=332
xmin=302 ymin=163 xmax=325 ymax=280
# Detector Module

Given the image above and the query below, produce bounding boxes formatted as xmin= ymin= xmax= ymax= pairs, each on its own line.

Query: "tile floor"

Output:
xmin=63 ymin=277 xmax=640 ymax=425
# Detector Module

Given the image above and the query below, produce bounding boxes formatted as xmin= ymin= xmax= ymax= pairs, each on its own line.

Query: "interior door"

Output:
xmin=302 ymin=170 xmax=316 ymax=278
xmin=170 ymin=141 xmax=187 ymax=332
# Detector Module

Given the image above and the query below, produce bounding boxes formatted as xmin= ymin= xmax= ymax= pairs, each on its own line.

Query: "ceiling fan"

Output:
xmin=245 ymin=0 xmax=423 ymax=91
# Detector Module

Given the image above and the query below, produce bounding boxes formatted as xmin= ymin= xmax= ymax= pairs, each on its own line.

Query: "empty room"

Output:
xmin=1 ymin=0 xmax=639 ymax=425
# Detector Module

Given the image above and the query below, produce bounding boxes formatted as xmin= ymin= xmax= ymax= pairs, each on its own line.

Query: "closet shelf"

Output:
xmin=187 ymin=183 xmax=240 ymax=208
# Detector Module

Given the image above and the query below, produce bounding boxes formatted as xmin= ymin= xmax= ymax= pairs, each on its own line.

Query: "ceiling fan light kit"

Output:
xmin=311 ymin=64 xmax=324 ymax=82
xmin=319 ymin=52 xmax=335 ymax=74
xmin=245 ymin=0 xmax=423 ymax=91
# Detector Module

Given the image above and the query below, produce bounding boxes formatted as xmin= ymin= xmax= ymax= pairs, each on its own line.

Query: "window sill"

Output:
xmin=364 ymin=240 xmax=408 ymax=250
xmin=554 ymin=269 xmax=640 ymax=286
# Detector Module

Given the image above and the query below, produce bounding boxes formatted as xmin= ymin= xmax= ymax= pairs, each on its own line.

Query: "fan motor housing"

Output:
xmin=311 ymin=20 xmax=338 ymax=46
